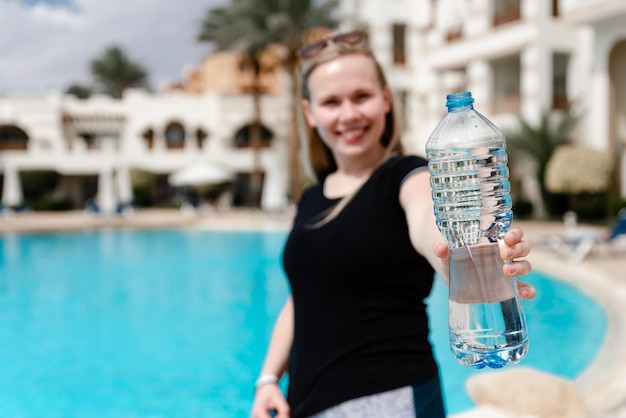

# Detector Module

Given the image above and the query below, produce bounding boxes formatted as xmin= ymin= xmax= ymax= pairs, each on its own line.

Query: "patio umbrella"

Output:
xmin=168 ymin=163 xmax=235 ymax=187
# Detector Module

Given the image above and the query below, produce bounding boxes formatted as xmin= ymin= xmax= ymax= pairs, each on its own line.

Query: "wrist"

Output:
xmin=255 ymin=374 xmax=279 ymax=390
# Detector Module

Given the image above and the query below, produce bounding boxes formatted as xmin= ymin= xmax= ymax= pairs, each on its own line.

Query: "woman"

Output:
xmin=251 ymin=30 xmax=534 ymax=418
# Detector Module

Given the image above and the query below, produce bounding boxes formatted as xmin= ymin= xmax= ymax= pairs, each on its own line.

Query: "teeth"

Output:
xmin=342 ymin=129 xmax=364 ymax=138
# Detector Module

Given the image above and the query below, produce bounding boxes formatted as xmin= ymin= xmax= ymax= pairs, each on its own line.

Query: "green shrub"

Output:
xmin=20 ymin=170 xmax=60 ymax=199
xmin=575 ymin=192 xmax=607 ymax=220
xmin=513 ymin=199 xmax=534 ymax=219
xmin=28 ymin=197 xmax=74 ymax=211
xmin=608 ymin=196 xmax=626 ymax=217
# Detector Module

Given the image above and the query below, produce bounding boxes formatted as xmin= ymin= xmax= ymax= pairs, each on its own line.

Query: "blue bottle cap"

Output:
xmin=446 ymin=91 xmax=474 ymax=110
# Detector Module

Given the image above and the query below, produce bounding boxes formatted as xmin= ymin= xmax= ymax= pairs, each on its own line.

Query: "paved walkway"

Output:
xmin=1 ymin=209 xmax=625 ymax=417
xmin=0 ymin=208 xmax=295 ymax=233
xmin=518 ymin=221 xmax=626 ymax=418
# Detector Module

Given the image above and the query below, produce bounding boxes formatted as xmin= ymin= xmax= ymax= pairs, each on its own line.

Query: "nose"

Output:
xmin=338 ymin=100 xmax=359 ymax=122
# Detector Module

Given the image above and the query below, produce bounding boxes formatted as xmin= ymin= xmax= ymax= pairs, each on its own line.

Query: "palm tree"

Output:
xmin=65 ymin=83 xmax=93 ymax=99
xmin=505 ymin=106 xmax=579 ymax=217
xmin=90 ymin=46 xmax=150 ymax=99
xmin=197 ymin=0 xmax=338 ymax=205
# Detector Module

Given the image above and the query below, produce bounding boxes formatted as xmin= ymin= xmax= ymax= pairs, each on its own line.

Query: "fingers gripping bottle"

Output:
xmin=425 ymin=91 xmax=529 ymax=369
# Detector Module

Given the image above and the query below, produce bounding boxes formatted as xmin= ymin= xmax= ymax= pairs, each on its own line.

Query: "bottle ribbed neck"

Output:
xmin=446 ymin=91 xmax=474 ymax=112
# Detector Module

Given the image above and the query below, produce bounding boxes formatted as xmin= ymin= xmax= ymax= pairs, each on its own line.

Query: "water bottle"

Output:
xmin=425 ymin=91 xmax=529 ymax=369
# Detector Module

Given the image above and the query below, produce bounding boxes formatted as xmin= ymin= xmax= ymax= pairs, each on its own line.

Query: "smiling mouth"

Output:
xmin=340 ymin=127 xmax=367 ymax=141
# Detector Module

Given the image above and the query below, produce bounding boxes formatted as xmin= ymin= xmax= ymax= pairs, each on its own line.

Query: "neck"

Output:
xmin=324 ymin=148 xmax=390 ymax=198
xmin=335 ymin=147 xmax=387 ymax=177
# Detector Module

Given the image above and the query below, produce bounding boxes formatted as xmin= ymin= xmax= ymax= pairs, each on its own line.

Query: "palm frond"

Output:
xmin=89 ymin=46 xmax=149 ymax=98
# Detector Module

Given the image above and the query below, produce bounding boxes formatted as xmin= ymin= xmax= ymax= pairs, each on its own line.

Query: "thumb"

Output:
xmin=433 ymin=240 xmax=451 ymax=282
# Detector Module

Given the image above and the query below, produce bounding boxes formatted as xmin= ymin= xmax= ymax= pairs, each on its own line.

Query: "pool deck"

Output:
xmin=1 ymin=208 xmax=626 ymax=417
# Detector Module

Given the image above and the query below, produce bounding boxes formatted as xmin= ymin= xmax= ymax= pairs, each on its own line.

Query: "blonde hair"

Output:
xmin=299 ymin=41 xmax=404 ymax=225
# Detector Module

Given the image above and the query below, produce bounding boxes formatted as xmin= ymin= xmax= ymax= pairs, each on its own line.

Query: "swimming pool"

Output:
xmin=0 ymin=229 xmax=607 ymax=417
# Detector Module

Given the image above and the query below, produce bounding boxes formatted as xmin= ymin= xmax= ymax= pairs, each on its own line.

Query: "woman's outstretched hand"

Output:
xmin=433 ymin=227 xmax=536 ymax=300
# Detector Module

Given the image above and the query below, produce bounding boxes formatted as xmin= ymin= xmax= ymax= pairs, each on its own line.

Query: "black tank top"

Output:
xmin=282 ymin=155 xmax=439 ymax=418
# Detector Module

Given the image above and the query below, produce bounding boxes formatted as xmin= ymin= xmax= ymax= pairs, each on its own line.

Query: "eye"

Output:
xmin=321 ymin=97 xmax=340 ymax=106
xmin=354 ymin=91 xmax=372 ymax=102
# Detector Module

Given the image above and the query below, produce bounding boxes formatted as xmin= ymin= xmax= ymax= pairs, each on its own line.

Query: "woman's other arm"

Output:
xmin=251 ymin=297 xmax=293 ymax=418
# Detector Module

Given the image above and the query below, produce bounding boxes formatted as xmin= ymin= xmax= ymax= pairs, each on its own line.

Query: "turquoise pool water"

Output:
xmin=0 ymin=229 xmax=607 ymax=417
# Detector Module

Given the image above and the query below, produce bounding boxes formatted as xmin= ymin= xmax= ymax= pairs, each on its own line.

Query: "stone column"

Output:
xmin=97 ymin=167 xmax=117 ymax=216
xmin=153 ymin=128 xmax=166 ymax=151
xmin=587 ymin=58 xmax=611 ymax=151
xmin=521 ymin=43 xmax=552 ymax=123
xmin=1 ymin=164 xmax=23 ymax=208
xmin=116 ymin=165 xmax=133 ymax=211
xmin=260 ymin=142 xmax=289 ymax=211
xmin=467 ymin=59 xmax=491 ymax=106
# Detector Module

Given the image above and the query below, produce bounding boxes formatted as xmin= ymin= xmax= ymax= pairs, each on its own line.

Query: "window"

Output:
xmin=142 ymin=128 xmax=155 ymax=150
xmin=392 ymin=23 xmax=407 ymax=65
xmin=165 ymin=122 xmax=186 ymax=149
xmin=553 ymin=53 xmax=570 ymax=110
xmin=552 ymin=0 xmax=559 ymax=17
xmin=491 ymin=55 xmax=521 ymax=114
xmin=196 ymin=128 xmax=208 ymax=149
xmin=493 ymin=0 xmax=521 ymax=26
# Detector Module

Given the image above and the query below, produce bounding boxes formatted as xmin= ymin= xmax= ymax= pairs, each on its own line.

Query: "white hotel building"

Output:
xmin=343 ymin=0 xmax=626 ymax=211
xmin=1 ymin=0 xmax=625 ymax=214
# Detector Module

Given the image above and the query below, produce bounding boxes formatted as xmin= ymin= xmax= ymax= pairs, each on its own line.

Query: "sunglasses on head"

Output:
xmin=297 ymin=30 xmax=367 ymax=59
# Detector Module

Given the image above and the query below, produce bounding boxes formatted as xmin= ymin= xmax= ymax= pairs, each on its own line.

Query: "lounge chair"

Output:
xmin=84 ymin=198 xmax=101 ymax=214
xmin=544 ymin=210 xmax=626 ymax=263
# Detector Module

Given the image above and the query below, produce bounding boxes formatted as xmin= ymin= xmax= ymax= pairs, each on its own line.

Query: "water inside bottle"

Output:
xmin=428 ymin=146 xmax=512 ymax=248
xmin=449 ymin=297 xmax=529 ymax=369
xmin=447 ymin=243 xmax=529 ymax=369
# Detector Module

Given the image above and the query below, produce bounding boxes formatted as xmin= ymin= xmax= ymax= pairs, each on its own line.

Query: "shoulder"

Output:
xmin=292 ymin=183 xmax=333 ymax=225
xmin=296 ymin=183 xmax=324 ymax=209
xmin=379 ymin=154 xmax=429 ymax=184
xmin=300 ymin=183 xmax=322 ymax=200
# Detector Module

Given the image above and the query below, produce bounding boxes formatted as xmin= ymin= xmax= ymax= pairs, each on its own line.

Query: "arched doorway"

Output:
xmin=609 ymin=39 xmax=626 ymax=196
xmin=0 ymin=124 xmax=29 ymax=151
xmin=233 ymin=123 xmax=273 ymax=148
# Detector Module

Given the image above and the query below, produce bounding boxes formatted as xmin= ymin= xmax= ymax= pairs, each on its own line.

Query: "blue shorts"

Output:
xmin=309 ymin=375 xmax=446 ymax=418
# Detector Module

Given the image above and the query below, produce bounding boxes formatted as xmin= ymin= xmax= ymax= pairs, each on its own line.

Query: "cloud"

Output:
xmin=0 ymin=0 xmax=225 ymax=92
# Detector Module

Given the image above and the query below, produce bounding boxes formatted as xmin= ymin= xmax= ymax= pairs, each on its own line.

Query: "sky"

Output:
xmin=0 ymin=0 xmax=227 ymax=93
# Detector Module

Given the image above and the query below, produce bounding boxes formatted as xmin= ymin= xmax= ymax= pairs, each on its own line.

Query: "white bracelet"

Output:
xmin=255 ymin=374 xmax=279 ymax=389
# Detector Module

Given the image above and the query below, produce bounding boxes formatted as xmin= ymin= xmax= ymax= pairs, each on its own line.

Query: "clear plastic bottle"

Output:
xmin=425 ymin=91 xmax=529 ymax=369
